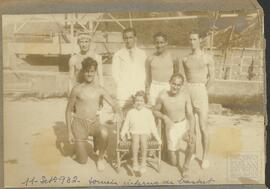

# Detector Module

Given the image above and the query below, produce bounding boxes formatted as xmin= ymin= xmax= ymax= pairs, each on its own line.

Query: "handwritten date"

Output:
xmin=21 ymin=176 xmax=80 ymax=186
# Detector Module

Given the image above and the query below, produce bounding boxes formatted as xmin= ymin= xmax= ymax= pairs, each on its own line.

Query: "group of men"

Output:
xmin=65 ymin=27 xmax=215 ymax=176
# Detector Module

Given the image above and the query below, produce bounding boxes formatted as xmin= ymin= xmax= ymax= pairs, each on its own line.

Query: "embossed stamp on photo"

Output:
xmin=227 ymin=152 xmax=262 ymax=181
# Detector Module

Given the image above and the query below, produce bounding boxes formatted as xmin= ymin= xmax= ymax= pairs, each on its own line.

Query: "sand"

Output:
xmin=3 ymin=97 xmax=265 ymax=187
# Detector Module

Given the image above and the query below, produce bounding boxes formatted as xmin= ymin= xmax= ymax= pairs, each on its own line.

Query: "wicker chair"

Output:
xmin=115 ymin=118 xmax=162 ymax=173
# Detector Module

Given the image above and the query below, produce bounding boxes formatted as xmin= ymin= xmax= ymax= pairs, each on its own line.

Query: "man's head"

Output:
xmin=77 ymin=33 xmax=91 ymax=54
xmin=80 ymin=57 xmax=97 ymax=83
xmin=153 ymin=32 xmax=168 ymax=54
xmin=133 ymin=90 xmax=147 ymax=110
xmin=169 ymin=73 xmax=184 ymax=95
xmin=189 ymin=30 xmax=201 ymax=50
xmin=122 ymin=28 xmax=136 ymax=49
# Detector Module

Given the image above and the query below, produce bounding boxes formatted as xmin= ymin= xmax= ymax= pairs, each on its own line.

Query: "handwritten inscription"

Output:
xmin=89 ymin=177 xmax=117 ymax=185
xmin=123 ymin=179 xmax=160 ymax=185
xmin=22 ymin=176 xmax=215 ymax=186
xmin=21 ymin=176 xmax=80 ymax=186
xmin=89 ymin=178 xmax=215 ymax=186
xmin=177 ymin=178 xmax=215 ymax=185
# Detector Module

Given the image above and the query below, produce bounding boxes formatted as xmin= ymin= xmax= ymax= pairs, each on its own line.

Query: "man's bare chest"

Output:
xmin=163 ymin=95 xmax=185 ymax=112
xmin=151 ymin=56 xmax=173 ymax=69
xmin=184 ymin=56 xmax=207 ymax=71
xmin=77 ymin=88 xmax=101 ymax=102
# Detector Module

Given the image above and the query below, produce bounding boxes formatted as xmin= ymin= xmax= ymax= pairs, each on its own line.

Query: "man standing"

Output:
xmin=154 ymin=73 xmax=195 ymax=178
xmin=182 ymin=31 xmax=215 ymax=169
xmin=69 ymin=32 xmax=104 ymax=93
xmin=66 ymin=57 xmax=121 ymax=171
xmin=112 ymin=28 xmax=147 ymax=109
xmin=145 ymin=32 xmax=179 ymax=106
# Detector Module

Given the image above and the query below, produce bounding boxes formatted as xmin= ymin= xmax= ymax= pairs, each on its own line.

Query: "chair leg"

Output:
xmin=116 ymin=151 xmax=121 ymax=173
xmin=157 ymin=150 xmax=161 ymax=173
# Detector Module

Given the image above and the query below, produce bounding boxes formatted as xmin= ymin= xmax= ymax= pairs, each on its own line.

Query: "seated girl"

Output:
xmin=120 ymin=90 xmax=162 ymax=173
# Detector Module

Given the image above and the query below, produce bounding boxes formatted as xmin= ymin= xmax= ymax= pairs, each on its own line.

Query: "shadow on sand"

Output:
xmin=52 ymin=121 xmax=75 ymax=158
xmin=52 ymin=121 xmax=193 ymax=175
xmin=52 ymin=121 xmax=119 ymax=170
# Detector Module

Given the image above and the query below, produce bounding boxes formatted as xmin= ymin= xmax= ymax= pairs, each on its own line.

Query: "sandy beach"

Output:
xmin=3 ymin=97 xmax=265 ymax=187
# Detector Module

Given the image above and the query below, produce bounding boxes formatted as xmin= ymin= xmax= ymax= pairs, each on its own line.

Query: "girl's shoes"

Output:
xmin=140 ymin=165 xmax=147 ymax=174
xmin=133 ymin=164 xmax=140 ymax=172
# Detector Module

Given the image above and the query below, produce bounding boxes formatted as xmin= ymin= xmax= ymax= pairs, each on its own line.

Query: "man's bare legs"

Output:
xmin=197 ymin=110 xmax=209 ymax=168
xmin=95 ymin=126 xmax=109 ymax=171
xmin=167 ymin=150 xmax=178 ymax=166
xmin=167 ymin=144 xmax=195 ymax=178
xmin=132 ymin=134 xmax=140 ymax=171
xmin=74 ymin=141 xmax=88 ymax=164
xmin=182 ymin=138 xmax=196 ymax=177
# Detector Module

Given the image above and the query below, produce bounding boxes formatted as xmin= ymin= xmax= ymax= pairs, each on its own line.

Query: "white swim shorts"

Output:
xmin=166 ymin=119 xmax=187 ymax=151
xmin=149 ymin=80 xmax=170 ymax=106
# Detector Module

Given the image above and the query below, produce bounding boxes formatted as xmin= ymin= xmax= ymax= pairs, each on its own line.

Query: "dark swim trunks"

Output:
xmin=71 ymin=115 xmax=100 ymax=141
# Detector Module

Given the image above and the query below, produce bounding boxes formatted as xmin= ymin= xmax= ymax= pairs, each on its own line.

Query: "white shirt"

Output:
xmin=121 ymin=107 xmax=159 ymax=138
xmin=112 ymin=47 xmax=147 ymax=98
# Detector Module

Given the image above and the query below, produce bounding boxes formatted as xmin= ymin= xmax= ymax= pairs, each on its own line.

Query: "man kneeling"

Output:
xmin=154 ymin=73 xmax=195 ymax=177
xmin=65 ymin=57 xmax=121 ymax=171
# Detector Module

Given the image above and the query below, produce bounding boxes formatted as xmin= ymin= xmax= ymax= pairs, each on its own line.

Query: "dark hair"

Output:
xmin=81 ymin=57 xmax=98 ymax=71
xmin=122 ymin=27 xmax=136 ymax=37
xmin=169 ymin=73 xmax=185 ymax=84
xmin=133 ymin=90 xmax=147 ymax=103
xmin=153 ymin=32 xmax=168 ymax=41
xmin=77 ymin=57 xmax=97 ymax=83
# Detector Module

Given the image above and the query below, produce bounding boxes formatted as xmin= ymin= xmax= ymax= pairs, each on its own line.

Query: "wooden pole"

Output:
xmin=107 ymin=13 xmax=126 ymax=29
xmin=98 ymin=15 xmax=198 ymax=22
xmin=129 ymin=12 xmax=133 ymax=27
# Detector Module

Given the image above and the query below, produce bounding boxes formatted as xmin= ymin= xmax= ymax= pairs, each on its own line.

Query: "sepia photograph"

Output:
xmin=2 ymin=1 xmax=266 ymax=187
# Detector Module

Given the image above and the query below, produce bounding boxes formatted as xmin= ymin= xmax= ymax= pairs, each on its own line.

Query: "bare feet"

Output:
xmin=133 ymin=162 xmax=140 ymax=172
xmin=97 ymin=159 xmax=106 ymax=171
xmin=140 ymin=165 xmax=147 ymax=174
xmin=182 ymin=167 xmax=189 ymax=178
xmin=93 ymin=149 xmax=99 ymax=157
xmin=201 ymin=159 xmax=210 ymax=169
xmin=191 ymin=154 xmax=196 ymax=161
xmin=133 ymin=165 xmax=140 ymax=172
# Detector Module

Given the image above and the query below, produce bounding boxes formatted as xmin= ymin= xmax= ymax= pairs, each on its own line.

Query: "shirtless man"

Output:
xmin=154 ymin=73 xmax=195 ymax=177
xmin=69 ymin=32 xmax=104 ymax=93
xmin=145 ymin=32 xmax=179 ymax=106
xmin=182 ymin=31 xmax=215 ymax=169
xmin=66 ymin=57 xmax=121 ymax=171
